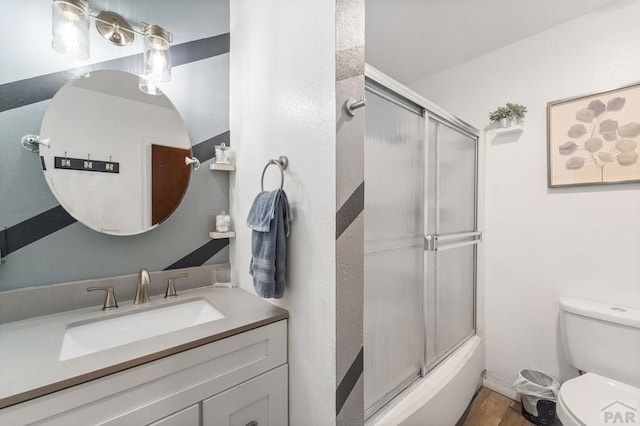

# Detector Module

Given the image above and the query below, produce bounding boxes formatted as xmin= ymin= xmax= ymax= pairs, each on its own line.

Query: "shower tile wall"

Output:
xmin=0 ymin=0 xmax=230 ymax=290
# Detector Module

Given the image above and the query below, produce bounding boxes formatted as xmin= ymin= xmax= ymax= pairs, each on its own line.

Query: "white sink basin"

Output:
xmin=59 ymin=298 xmax=225 ymax=360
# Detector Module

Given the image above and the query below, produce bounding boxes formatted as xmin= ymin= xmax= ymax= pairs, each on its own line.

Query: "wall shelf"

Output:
xmin=209 ymin=163 xmax=235 ymax=171
xmin=209 ymin=231 xmax=235 ymax=239
xmin=209 ymin=165 xmax=234 ymax=240
xmin=493 ymin=125 xmax=524 ymax=135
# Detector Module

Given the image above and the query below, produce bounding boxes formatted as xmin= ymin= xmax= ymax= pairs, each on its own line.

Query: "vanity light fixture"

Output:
xmin=51 ymin=0 xmax=173 ymax=93
xmin=139 ymin=24 xmax=173 ymax=95
xmin=52 ymin=0 xmax=90 ymax=59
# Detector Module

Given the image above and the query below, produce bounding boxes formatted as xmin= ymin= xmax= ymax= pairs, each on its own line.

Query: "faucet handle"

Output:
xmin=165 ymin=273 xmax=188 ymax=298
xmin=87 ymin=286 xmax=118 ymax=310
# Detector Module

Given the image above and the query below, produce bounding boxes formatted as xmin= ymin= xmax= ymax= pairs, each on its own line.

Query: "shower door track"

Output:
xmin=365 ymin=65 xmax=478 ymax=138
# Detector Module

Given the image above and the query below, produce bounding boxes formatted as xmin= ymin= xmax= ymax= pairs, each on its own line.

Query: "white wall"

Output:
xmin=412 ymin=0 xmax=640 ymax=392
xmin=229 ymin=1 xmax=337 ymax=423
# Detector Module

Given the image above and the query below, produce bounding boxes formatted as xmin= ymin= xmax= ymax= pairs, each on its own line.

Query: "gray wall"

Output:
xmin=335 ymin=1 xmax=365 ymax=424
xmin=0 ymin=0 xmax=230 ymax=291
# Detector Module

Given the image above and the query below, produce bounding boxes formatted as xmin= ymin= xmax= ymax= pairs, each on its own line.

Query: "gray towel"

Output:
xmin=247 ymin=190 xmax=292 ymax=298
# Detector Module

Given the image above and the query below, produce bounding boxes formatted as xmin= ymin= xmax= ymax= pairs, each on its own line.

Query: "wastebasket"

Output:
xmin=513 ymin=369 xmax=560 ymax=425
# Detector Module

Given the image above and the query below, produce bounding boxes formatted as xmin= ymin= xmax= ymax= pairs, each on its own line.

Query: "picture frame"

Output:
xmin=547 ymin=82 xmax=640 ymax=187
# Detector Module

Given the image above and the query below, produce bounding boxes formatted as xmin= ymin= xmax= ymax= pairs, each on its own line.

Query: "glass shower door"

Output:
xmin=424 ymin=118 xmax=478 ymax=369
xmin=364 ymin=86 xmax=425 ymax=417
xmin=363 ymin=79 xmax=479 ymax=418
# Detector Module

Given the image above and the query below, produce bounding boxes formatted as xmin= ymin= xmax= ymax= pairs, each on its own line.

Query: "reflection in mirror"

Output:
xmin=39 ymin=70 xmax=192 ymax=235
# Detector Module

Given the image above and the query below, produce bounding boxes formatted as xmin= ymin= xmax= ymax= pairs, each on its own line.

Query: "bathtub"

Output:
xmin=366 ymin=336 xmax=485 ymax=426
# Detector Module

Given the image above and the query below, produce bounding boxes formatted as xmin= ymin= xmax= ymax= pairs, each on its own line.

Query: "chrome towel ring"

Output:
xmin=261 ymin=156 xmax=289 ymax=191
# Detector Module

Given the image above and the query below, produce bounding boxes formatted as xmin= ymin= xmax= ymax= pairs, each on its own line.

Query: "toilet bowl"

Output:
xmin=558 ymin=297 xmax=640 ymax=426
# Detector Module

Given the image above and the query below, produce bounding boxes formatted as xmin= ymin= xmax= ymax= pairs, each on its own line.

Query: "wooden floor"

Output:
xmin=458 ymin=387 xmax=533 ymax=426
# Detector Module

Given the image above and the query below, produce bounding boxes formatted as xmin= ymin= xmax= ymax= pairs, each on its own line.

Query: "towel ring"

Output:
xmin=261 ymin=156 xmax=289 ymax=191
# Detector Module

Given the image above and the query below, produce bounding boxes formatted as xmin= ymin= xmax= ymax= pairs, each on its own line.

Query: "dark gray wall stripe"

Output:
xmin=164 ymin=239 xmax=229 ymax=270
xmin=0 ymin=226 xmax=6 ymax=260
xmin=0 ymin=33 xmax=230 ymax=113
xmin=172 ymin=33 xmax=230 ymax=67
xmin=336 ymin=181 xmax=364 ymax=239
xmin=1 ymin=206 xmax=76 ymax=255
xmin=337 ymin=46 xmax=365 ymax=81
xmin=336 ymin=347 xmax=364 ymax=415
xmin=0 ymin=130 xmax=229 ymax=255
xmin=192 ymin=131 xmax=231 ymax=162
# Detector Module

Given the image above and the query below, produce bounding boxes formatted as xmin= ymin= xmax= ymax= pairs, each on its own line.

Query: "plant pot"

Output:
xmin=500 ymin=118 xmax=515 ymax=128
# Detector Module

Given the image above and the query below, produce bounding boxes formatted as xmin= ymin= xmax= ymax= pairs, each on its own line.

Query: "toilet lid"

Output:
xmin=560 ymin=373 xmax=640 ymax=425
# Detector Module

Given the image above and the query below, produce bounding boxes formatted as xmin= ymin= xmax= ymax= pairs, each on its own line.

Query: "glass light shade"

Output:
xmin=139 ymin=25 xmax=171 ymax=95
xmin=142 ymin=25 xmax=171 ymax=81
xmin=52 ymin=0 xmax=90 ymax=60
xmin=138 ymin=76 xmax=163 ymax=96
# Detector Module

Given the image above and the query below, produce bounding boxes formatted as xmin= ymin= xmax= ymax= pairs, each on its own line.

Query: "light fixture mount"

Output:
xmin=142 ymin=24 xmax=173 ymax=48
xmin=95 ymin=11 xmax=134 ymax=46
xmin=54 ymin=0 xmax=89 ymax=16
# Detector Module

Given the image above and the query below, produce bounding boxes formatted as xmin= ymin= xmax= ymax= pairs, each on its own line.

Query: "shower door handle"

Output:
xmin=424 ymin=231 xmax=482 ymax=251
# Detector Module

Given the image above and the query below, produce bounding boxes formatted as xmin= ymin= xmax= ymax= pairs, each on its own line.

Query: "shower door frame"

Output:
xmin=422 ymin=117 xmax=480 ymax=374
xmin=365 ymin=65 xmax=478 ymax=145
xmin=364 ymin=64 xmax=480 ymax=418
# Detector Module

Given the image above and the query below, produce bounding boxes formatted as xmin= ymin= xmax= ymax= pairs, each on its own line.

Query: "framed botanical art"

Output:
xmin=547 ymin=82 xmax=640 ymax=187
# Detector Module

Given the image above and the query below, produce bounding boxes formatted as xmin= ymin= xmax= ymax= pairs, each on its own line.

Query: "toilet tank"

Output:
xmin=559 ymin=297 xmax=640 ymax=388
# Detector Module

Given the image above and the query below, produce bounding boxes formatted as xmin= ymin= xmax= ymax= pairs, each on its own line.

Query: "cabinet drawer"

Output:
xmin=202 ymin=365 xmax=288 ymax=426
xmin=149 ymin=404 xmax=199 ymax=426
xmin=0 ymin=320 xmax=287 ymax=425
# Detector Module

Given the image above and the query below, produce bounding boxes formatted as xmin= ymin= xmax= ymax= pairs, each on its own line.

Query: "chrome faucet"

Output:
xmin=134 ymin=268 xmax=151 ymax=304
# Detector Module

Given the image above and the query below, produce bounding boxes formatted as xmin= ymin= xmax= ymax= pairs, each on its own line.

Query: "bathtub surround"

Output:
xmin=230 ymin=0 xmax=365 ymax=423
xmin=0 ymin=0 xmax=230 ymax=290
xmin=412 ymin=0 xmax=640 ymax=397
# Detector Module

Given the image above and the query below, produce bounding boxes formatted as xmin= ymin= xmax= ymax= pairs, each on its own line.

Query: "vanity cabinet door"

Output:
xmin=202 ymin=364 xmax=287 ymax=426
xmin=148 ymin=404 xmax=199 ymax=426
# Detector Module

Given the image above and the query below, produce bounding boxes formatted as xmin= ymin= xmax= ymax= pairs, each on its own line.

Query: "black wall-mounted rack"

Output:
xmin=53 ymin=156 xmax=119 ymax=173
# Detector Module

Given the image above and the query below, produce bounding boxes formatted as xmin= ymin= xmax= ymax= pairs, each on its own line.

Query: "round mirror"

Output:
xmin=39 ymin=70 xmax=192 ymax=235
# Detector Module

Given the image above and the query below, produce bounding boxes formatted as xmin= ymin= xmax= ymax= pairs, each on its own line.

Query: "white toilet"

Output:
xmin=558 ymin=297 xmax=640 ymax=425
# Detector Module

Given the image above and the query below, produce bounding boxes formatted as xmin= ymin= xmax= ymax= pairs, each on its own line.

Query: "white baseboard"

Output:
xmin=483 ymin=377 xmax=518 ymax=400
